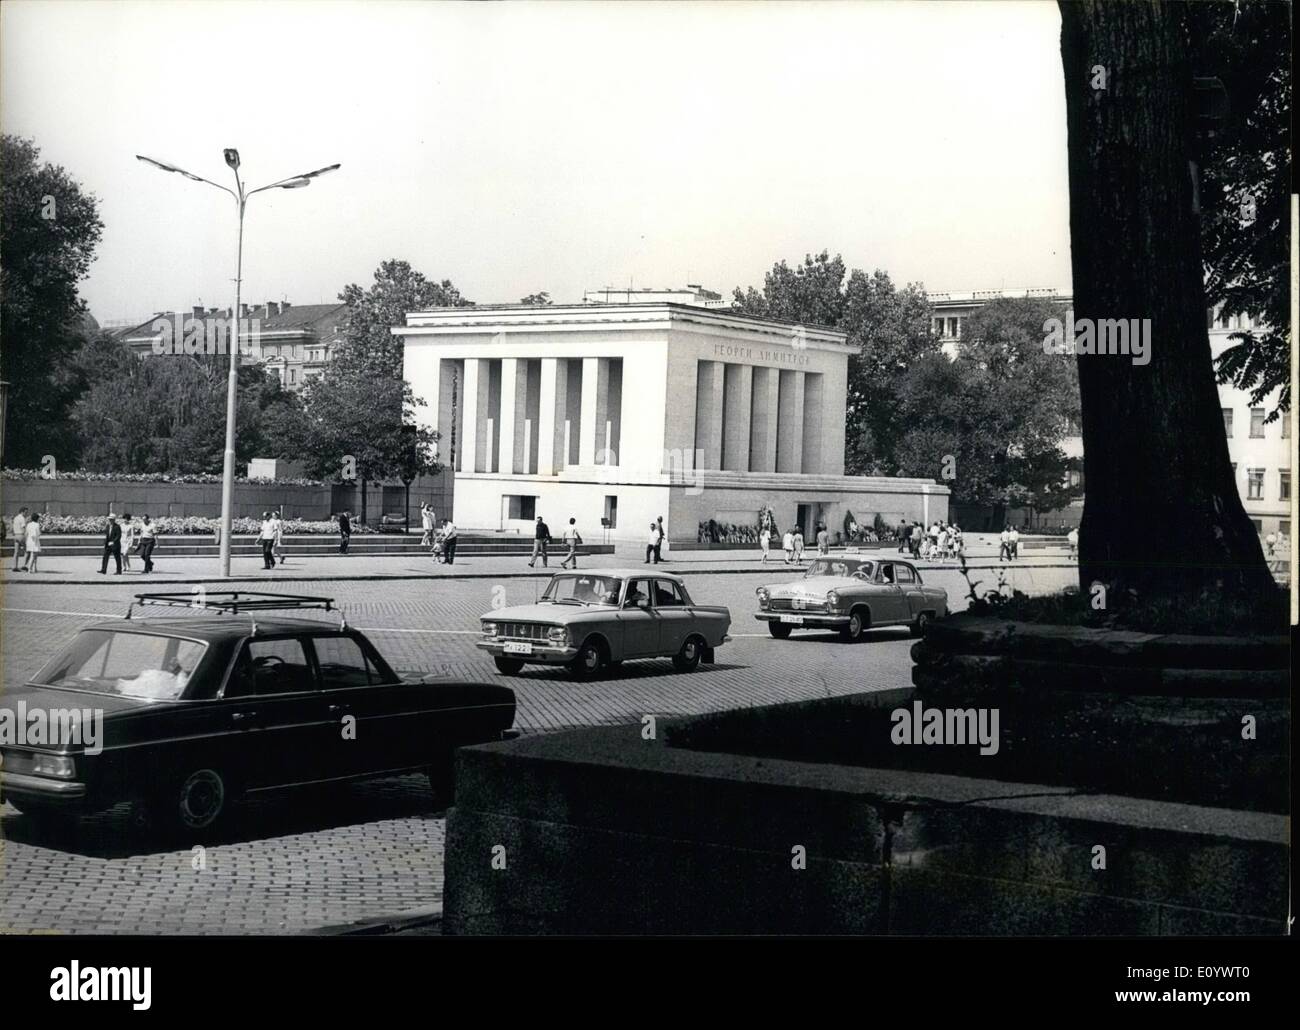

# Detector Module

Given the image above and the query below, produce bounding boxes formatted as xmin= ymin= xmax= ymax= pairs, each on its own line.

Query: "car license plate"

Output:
xmin=504 ymin=642 xmax=533 ymax=655
xmin=779 ymin=615 xmax=804 ymax=624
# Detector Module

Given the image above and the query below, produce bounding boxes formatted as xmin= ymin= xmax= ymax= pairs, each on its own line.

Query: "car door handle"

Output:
xmin=231 ymin=710 xmax=258 ymax=724
xmin=328 ymin=703 xmax=350 ymax=715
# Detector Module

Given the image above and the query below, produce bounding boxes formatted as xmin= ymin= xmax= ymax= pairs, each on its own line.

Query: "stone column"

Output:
xmin=722 ymin=363 xmax=753 ymax=472
xmin=460 ymin=356 xmax=481 ymax=473
xmin=537 ymin=357 xmax=567 ymax=476
xmin=579 ymin=356 xmax=603 ymax=466
xmin=749 ymin=366 xmax=780 ymax=473
xmin=500 ymin=358 xmax=530 ymax=475
xmin=776 ymin=369 xmax=804 ymax=473
xmin=801 ymin=372 xmax=824 ymax=474
xmin=694 ymin=361 xmax=725 ymax=470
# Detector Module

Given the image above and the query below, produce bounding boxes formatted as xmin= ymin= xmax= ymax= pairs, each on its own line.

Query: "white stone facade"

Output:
xmin=396 ymin=303 xmax=949 ymax=543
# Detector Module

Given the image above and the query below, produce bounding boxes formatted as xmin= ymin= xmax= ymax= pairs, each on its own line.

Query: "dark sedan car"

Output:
xmin=0 ymin=593 xmax=517 ymax=836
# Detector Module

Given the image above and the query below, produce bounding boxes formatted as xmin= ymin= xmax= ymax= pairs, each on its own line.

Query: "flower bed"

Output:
xmin=3 ymin=467 xmax=327 ymax=487
xmin=24 ymin=515 xmax=379 ymax=535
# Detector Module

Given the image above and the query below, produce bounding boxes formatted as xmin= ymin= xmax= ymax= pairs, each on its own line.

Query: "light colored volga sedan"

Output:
xmin=478 ymin=569 xmax=732 ymax=679
xmin=755 ymin=555 xmax=947 ymax=641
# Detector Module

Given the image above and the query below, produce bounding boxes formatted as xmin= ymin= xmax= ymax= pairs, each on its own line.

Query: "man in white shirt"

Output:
xmin=442 ymin=519 xmax=458 ymax=564
xmin=139 ymin=515 xmax=157 ymax=573
xmin=560 ymin=517 xmax=582 ymax=569
xmin=11 ymin=507 xmax=29 ymax=572
xmin=259 ymin=512 xmax=276 ymax=569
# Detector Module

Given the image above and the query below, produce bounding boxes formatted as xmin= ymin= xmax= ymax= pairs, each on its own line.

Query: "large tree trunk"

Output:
xmin=1059 ymin=1 xmax=1270 ymax=605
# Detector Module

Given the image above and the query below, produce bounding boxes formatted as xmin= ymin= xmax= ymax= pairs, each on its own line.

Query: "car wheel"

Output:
xmin=839 ymin=609 xmax=866 ymax=642
xmin=767 ymin=622 xmax=792 ymax=639
xmin=910 ymin=611 xmax=933 ymax=638
xmin=143 ymin=766 xmax=230 ymax=837
xmin=672 ymin=636 xmax=703 ymax=672
xmin=493 ymin=656 xmax=524 ymax=675
xmin=568 ymin=639 xmax=605 ymax=680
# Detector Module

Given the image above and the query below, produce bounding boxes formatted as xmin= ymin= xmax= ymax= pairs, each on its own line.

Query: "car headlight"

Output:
xmin=826 ymin=590 xmax=839 ymax=610
xmin=32 ymin=754 xmax=76 ymax=779
xmin=482 ymin=622 xmax=499 ymax=638
xmin=756 ymin=587 xmax=770 ymax=610
xmin=547 ymin=626 xmax=568 ymax=645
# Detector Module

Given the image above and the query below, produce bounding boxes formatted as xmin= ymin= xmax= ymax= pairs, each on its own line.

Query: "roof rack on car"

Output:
xmin=130 ymin=591 xmax=336 ymax=615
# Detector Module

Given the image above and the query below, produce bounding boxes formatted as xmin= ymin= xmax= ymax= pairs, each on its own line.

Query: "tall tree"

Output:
xmin=297 ymin=366 xmax=439 ymax=524
xmin=336 ymin=259 xmax=472 ymax=378
xmin=1 ymin=135 xmax=104 ymax=466
xmin=733 ymin=254 xmax=938 ymax=474
xmin=893 ymin=298 xmax=1082 ymax=525
xmin=1059 ymin=0 xmax=1271 ymax=604
xmin=1190 ymin=0 xmax=1291 ymax=422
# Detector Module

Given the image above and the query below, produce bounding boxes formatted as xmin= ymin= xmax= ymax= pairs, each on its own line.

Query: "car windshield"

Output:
xmin=33 ymin=629 xmax=207 ymax=700
xmin=805 ymin=558 xmax=873 ymax=579
xmin=541 ymin=574 xmax=624 ymax=606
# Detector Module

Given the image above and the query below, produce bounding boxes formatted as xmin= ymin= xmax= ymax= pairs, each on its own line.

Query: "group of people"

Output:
xmin=997 ymin=525 xmax=1021 ymax=561
xmin=897 ymin=519 xmax=965 ymax=562
xmin=758 ymin=525 xmax=807 ymax=564
xmin=417 ymin=504 xmax=459 ymax=563
xmin=97 ymin=511 xmax=158 ymax=574
xmin=9 ymin=507 xmax=43 ymax=573
xmin=528 ymin=516 xmax=584 ymax=569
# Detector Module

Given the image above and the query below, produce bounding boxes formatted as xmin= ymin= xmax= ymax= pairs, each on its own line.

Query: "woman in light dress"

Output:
xmin=24 ymin=513 xmax=42 ymax=572
xmin=759 ymin=526 xmax=771 ymax=562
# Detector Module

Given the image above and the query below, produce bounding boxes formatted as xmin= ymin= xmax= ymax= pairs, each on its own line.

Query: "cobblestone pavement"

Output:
xmin=0 ymin=562 xmax=1076 ymax=934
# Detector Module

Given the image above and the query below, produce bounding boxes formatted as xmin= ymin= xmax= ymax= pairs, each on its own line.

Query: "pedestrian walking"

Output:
xmin=793 ymin=527 xmax=805 ymax=562
xmin=999 ymin=526 xmax=1011 ymax=561
xmin=1009 ymin=525 xmax=1020 ymax=560
xmin=420 ymin=504 xmax=434 ymax=548
xmin=441 ymin=518 xmax=458 ymax=564
xmin=121 ymin=513 xmax=139 ymax=571
xmin=259 ymin=512 xmax=276 ymax=569
xmin=760 ymin=526 xmax=771 ymax=562
xmin=98 ymin=513 xmax=123 ymax=574
xmin=782 ymin=529 xmax=794 ymax=564
xmin=11 ymin=507 xmax=29 ymax=572
xmin=897 ymin=520 xmax=909 ymax=554
xmin=338 ymin=512 xmax=352 ymax=554
xmin=529 ymin=516 xmax=551 ymax=567
xmin=1067 ymin=527 xmax=1079 ymax=556
xmin=139 ymin=515 xmax=157 ymax=573
xmin=1265 ymin=530 xmax=1277 ymax=558
xmin=272 ymin=510 xmax=287 ymax=565
xmin=816 ymin=523 xmax=829 ymax=555
xmin=560 ymin=517 xmax=582 ymax=569
xmin=654 ymin=516 xmax=667 ymax=563
xmin=910 ymin=522 xmax=922 ymax=559
xmin=23 ymin=513 xmax=42 ymax=573
xmin=645 ymin=522 xmax=658 ymax=563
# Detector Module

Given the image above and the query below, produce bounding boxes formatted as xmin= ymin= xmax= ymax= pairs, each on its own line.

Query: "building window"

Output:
xmin=603 ymin=495 xmax=618 ymax=530
xmin=1281 ymin=520 xmax=1291 ymax=539
xmin=1280 ymin=471 xmax=1291 ymax=502
xmin=1250 ymin=518 xmax=1263 ymax=533
xmin=1221 ymin=408 xmax=1233 ymax=437
xmin=1247 ymin=469 xmax=1264 ymax=500
xmin=1282 ymin=413 xmax=1291 ymax=439
xmin=289 ymin=368 xmax=297 ymax=384
xmin=1250 ymin=408 xmax=1266 ymax=438
xmin=505 ymin=495 xmax=536 ymax=520
xmin=947 ymin=317 xmax=957 ymax=338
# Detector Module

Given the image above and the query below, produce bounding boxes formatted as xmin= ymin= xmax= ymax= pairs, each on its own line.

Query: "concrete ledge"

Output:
xmin=443 ymin=697 xmax=1289 ymax=935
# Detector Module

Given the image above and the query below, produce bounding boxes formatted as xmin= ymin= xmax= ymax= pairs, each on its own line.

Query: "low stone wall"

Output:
xmin=1 ymin=472 xmax=452 ymax=523
xmin=443 ymin=689 xmax=1288 ymax=935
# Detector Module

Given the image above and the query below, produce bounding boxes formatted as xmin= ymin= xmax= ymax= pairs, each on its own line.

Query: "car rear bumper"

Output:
xmin=0 ymin=771 xmax=89 ymax=808
xmin=754 ymin=611 xmax=849 ymax=627
xmin=476 ymin=640 xmax=579 ymax=664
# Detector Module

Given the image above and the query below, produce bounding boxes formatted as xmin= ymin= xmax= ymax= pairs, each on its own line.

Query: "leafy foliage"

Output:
xmin=893 ymin=298 xmax=1082 ymax=514
xmin=1 ymin=135 xmax=104 ymax=466
xmin=1191 ymin=1 xmax=1291 ymax=420
xmin=731 ymin=252 xmax=938 ymax=474
xmin=335 ymin=259 xmax=472 ymax=378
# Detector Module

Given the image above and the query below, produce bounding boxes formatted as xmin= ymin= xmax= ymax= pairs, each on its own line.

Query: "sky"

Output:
xmin=1 ymin=0 xmax=1073 ymax=325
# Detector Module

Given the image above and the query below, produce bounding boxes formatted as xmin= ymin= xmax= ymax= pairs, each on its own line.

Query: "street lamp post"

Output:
xmin=136 ymin=150 xmax=339 ymax=576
